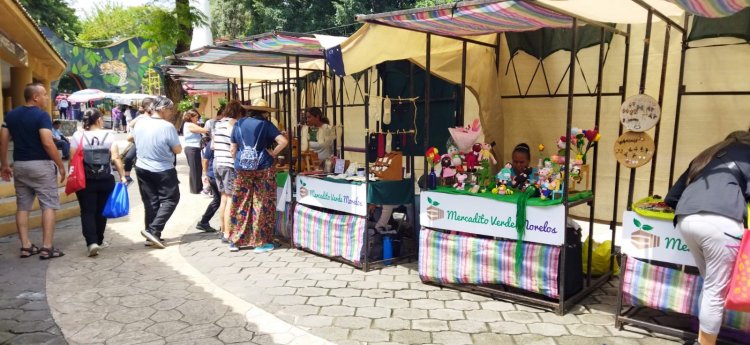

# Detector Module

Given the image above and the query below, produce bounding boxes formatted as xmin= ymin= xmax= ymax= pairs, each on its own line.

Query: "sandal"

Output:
xmin=19 ymin=244 xmax=40 ymax=258
xmin=39 ymin=247 xmax=65 ymax=260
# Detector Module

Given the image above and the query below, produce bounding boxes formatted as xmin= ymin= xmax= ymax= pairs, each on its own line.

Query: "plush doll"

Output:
xmin=447 ymin=144 xmax=463 ymax=168
xmin=454 ymin=172 xmax=468 ymax=190
xmin=570 ymin=164 xmax=582 ymax=183
xmin=464 ymin=143 xmax=481 ymax=172
xmin=512 ymin=167 xmax=533 ymax=191
xmin=477 ymin=159 xmax=492 ymax=192
xmin=480 ymin=143 xmax=497 ymax=165
xmin=439 ymin=154 xmax=456 ymax=186
xmin=448 ymin=118 xmax=481 ymax=153
xmin=496 ymin=162 xmax=512 ymax=187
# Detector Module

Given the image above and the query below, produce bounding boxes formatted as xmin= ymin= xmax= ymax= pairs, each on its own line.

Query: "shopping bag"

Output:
xmin=64 ymin=136 xmax=85 ymax=195
xmin=102 ymin=182 xmax=129 ymax=218
xmin=582 ymin=239 xmax=620 ymax=276
xmin=726 ymin=229 xmax=750 ymax=312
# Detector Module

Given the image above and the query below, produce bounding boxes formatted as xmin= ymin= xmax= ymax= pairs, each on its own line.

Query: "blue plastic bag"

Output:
xmin=103 ymin=182 xmax=129 ymax=218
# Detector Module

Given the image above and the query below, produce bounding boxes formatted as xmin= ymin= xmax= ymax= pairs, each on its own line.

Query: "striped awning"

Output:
xmin=356 ymin=0 xmax=573 ymax=37
xmin=669 ymin=0 xmax=750 ymax=18
xmin=225 ymin=32 xmax=325 ymax=57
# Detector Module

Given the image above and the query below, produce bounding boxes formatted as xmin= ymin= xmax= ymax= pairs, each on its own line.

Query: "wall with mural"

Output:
xmin=42 ymin=27 xmax=173 ymax=94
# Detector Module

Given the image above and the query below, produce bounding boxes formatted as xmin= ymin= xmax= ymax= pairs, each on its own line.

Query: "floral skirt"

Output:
xmin=228 ymin=167 xmax=277 ymax=247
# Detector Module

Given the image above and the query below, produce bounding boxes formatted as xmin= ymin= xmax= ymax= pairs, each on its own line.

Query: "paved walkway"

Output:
xmin=0 ymin=153 xmax=687 ymax=344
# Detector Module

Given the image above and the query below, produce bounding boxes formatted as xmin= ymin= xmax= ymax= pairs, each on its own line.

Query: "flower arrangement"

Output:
xmin=425 ymin=147 xmax=440 ymax=169
xmin=556 ymin=127 xmax=600 ymax=164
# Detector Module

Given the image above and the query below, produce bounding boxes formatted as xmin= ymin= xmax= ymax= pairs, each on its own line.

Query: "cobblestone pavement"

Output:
xmin=0 ymin=153 xmax=688 ymax=344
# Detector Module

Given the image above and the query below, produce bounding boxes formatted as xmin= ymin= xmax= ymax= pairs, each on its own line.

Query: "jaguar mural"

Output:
xmin=41 ymin=27 xmax=174 ymax=95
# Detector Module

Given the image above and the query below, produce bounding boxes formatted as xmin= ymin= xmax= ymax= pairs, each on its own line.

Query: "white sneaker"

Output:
xmin=87 ymin=243 xmax=100 ymax=257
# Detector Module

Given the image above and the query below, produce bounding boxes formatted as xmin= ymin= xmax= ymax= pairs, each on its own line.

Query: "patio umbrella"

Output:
xmin=55 ymin=94 xmax=69 ymax=101
xmin=68 ymin=89 xmax=106 ymax=103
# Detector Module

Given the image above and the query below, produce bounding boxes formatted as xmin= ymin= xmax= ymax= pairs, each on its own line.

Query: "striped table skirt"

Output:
xmin=418 ymin=227 xmax=561 ymax=299
xmin=622 ymin=256 xmax=750 ymax=332
xmin=293 ymin=204 xmax=367 ymax=266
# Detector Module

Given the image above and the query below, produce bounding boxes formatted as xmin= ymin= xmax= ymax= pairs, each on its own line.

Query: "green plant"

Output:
xmin=177 ymin=98 xmax=194 ymax=112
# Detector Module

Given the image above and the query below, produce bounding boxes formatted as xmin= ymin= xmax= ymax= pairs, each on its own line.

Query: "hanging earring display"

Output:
xmin=620 ymin=94 xmax=660 ymax=132
xmin=382 ymin=96 xmax=392 ymax=125
xmin=613 ymin=131 xmax=656 ymax=168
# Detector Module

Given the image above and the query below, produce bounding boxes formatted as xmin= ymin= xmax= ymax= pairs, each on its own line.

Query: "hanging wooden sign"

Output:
xmin=620 ymin=94 xmax=661 ymax=132
xmin=614 ymin=131 xmax=655 ymax=168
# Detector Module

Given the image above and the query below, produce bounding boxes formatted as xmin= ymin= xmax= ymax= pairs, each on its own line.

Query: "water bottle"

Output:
xmin=383 ymin=235 xmax=393 ymax=266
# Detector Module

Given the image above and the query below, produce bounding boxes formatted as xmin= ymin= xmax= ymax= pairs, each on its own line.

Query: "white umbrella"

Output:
xmin=68 ymin=89 xmax=106 ymax=103
xmin=106 ymin=93 xmax=155 ymax=105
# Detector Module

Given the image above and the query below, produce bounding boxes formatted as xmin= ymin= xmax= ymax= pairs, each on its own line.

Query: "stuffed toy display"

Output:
xmin=464 ymin=143 xmax=481 ymax=172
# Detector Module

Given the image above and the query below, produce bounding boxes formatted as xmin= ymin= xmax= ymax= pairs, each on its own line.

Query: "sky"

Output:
xmin=66 ymin=0 xmax=159 ymax=18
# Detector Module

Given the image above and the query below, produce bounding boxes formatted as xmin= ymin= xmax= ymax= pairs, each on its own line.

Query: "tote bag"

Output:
xmin=64 ymin=135 xmax=86 ymax=195
xmin=726 ymin=229 xmax=750 ymax=312
xmin=102 ymin=182 xmax=129 ymax=218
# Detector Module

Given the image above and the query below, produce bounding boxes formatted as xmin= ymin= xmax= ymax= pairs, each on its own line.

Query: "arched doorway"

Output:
xmin=57 ymin=73 xmax=85 ymax=94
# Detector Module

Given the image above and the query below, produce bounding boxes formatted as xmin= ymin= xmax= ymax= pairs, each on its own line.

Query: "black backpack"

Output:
xmin=82 ymin=132 xmax=112 ymax=179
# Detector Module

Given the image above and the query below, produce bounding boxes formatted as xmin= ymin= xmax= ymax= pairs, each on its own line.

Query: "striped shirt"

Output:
xmin=213 ymin=118 xmax=234 ymax=168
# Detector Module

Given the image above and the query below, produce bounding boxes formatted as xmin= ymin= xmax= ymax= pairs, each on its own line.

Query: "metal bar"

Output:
xmin=363 ymin=69 xmax=371 ymax=272
xmin=682 ymin=90 xmax=750 ymax=95
xmin=409 ymin=62 xmax=416 ymax=180
xmin=648 ymin=24 xmax=672 ymax=195
xmin=360 ymin=20 xmax=498 ymax=49
xmin=610 ymin=24 xmax=631 ymax=271
xmin=424 ymin=33 xmax=432 ymax=182
xmin=296 ymin=56 xmax=302 ymax=170
xmin=585 ymin=27 xmax=606 ymax=286
xmin=559 ymin=17 xmax=577 ymax=315
xmin=502 ymin=92 xmax=623 ymax=99
xmin=669 ymin=14 xmax=690 ymax=188
xmin=495 ymin=33 xmax=501 ymax=72
xmin=614 ymin=255 xmax=628 ymax=329
xmin=226 ymin=79 xmax=231 ymax=101
xmin=460 ymin=40 xmax=467 ymax=127
xmin=332 ymin=71 xmax=338 ymax=157
xmin=239 ymin=66 xmax=245 ymax=102
xmin=323 ymin=64 xmax=328 ymax=119
xmin=340 ymin=76 xmax=345 ymax=158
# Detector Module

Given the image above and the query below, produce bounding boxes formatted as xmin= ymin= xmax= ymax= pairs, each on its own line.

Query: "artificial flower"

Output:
xmin=538 ymin=144 xmax=545 ymax=152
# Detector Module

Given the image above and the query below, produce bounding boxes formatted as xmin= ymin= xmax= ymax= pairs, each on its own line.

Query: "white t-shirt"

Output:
xmin=70 ymin=129 xmax=115 ymax=151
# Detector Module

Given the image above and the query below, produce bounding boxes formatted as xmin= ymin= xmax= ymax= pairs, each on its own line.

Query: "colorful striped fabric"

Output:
xmin=293 ymin=205 xmax=366 ymax=265
xmin=669 ymin=0 xmax=750 ymax=18
xmin=177 ymin=47 xmax=318 ymax=67
xmin=227 ymin=33 xmax=324 ymax=57
xmin=622 ymin=257 xmax=750 ymax=331
xmin=419 ymin=227 xmax=561 ymax=298
xmin=359 ymin=1 xmax=572 ymax=37
xmin=275 ymin=203 xmax=291 ymax=239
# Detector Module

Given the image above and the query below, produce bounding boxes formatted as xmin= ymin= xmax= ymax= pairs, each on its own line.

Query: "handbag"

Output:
xmin=237 ymin=119 xmax=266 ymax=170
xmin=102 ymin=182 xmax=129 ymax=218
xmin=726 ymin=228 xmax=750 ymax=312
xmin=64 ymin=135 xmax=86 ymax=195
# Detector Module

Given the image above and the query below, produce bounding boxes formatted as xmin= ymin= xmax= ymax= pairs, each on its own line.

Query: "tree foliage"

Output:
xmin=78 ymin=3 xmax=153 ymax=47
xmin=18 ymin=0 xmax=81 ymax=42
xmin=211 ymin=0 xmax=252 ymax=40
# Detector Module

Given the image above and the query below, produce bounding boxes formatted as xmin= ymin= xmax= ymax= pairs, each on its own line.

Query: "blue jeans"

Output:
xmin=54 ymin=139 xmax=70 ymax=158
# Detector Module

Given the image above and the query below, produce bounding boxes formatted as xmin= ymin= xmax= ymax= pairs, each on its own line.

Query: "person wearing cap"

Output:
xmin=132 ymin=96 xmax=182 ymax=249
xmin=227 ymin=98 xmax=288 ymax=253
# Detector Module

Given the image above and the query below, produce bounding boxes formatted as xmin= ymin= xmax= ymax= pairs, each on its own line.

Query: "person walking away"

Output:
xmin=118 ymin=105 xmax=127 ymax=131
xmin=52 ymin=120 xmax=70 ymax=160
xmin=666 ymin=130 xmax=750 ymax=345
xmin=57 ymin=97 xmax=69 ymax=120
xmin=71 ymin=109 xmax=127 ymax=256
xmin=228 ymin=99 xmax=288 ymax=253
xmin=182 ymin=110 xmax=208 ymax=194
xmin=111 ymin=105 xmax=122 ymax=133
xmin=123 ymin=98 xmax=155 ymax=185
xmin=196 ymin=133 xmax=220 ymax=232
xmin=213 ymin=101 xmax=243 ymax=244
xmin=132 ymin=97 xmax=182 ymax=248
xmin=0 ymin=83 xmax=67 ymax=259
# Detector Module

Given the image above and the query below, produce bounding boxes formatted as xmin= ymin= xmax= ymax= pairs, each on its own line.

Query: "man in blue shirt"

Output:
xmin=132 ymin=97 xmax=182 ymax=248
xmin=52 ymin=120 xmax=70 ymax=159
xmin=0 ymin=83 xmax=67 ymax=259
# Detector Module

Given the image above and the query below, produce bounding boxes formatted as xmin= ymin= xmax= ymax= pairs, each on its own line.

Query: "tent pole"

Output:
xmin=585 ymin=27 xmax=607 ymax=287
xmin=559 ymin=17 xmax=577 ymax=315
xmin=611 ymin=24 xmax=631 ymax=268
xmin=323 ymin=64 xmax=328 ymax=118
xmin=669 ymin=14 xmax=690 ymax=188
xmin=627 ymin=9 xmax=654 ymax=211
xmin=648 ymin=24 xmax=673 ymax=195
xmin=332 ymin=71 xmax=338 ymax=157
xmin=340 ymin=76 xmax=345 ymax=159
xmin=423 ymin=33 xmax=432 ymax=180
xmin=226 ymin=79 xmax=231 ymax=102
xmin=495 ymin=34 xmax=501 ymax=72
xmin=363 ymin=69 xmax=371 ymax=272
xmin=459 ymin=40 xmax=467 ymax=127
xmin=296 ymin=55 xmax=302 ymax=165
xmin=239 ymin=66 xmax=244 ymax=102
xmin=409 ymin=63 xmax=415 ymax=181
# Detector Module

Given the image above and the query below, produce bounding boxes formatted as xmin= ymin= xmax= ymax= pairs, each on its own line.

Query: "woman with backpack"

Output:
xmin=70 ymin=108 xmax=127 ymax=257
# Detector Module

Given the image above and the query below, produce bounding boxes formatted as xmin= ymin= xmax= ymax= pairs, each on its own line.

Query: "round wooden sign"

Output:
xmin=620 ymin=94 xmax=661 ymax=132
xmin=614 ymin=131 xmax=655 ymax=168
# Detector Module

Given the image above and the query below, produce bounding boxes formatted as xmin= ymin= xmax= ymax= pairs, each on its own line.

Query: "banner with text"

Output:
xmin=296 ymin=176 xmax=367 ymax=216
xmin=622 ymin=211 xmax=696 ymax=267
xmin=419 ymin=192 xmax=566 ymax=246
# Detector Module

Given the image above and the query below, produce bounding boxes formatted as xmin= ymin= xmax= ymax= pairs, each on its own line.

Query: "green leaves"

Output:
xmin=427 ymin=197 xmax=439 ymax=207
xmin=104 ymin=49 xmax=113 ymax=60
xmin=633 ymin=217 xmax=654 ymax=231
xmin=642 ymin=225 xmax=654 ymax=231
xmin=633 ymin=218 xmax=641 ymax=228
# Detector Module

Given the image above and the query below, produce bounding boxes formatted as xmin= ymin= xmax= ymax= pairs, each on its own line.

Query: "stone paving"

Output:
xmin=0 ymin=153 xmax=691 ymax=344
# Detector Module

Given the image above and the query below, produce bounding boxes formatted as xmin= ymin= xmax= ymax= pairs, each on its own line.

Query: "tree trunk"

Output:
xmin=165 ymin=0 xmax=194 ymax=107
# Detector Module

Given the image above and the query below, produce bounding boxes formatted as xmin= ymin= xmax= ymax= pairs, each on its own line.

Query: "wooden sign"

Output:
xmin=620 ymin=94 xmax=660 ymax=132
xmin=614 ymin=131 xmax=655 ymax=168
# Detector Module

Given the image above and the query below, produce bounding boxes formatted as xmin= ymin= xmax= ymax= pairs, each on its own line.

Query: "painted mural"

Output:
xmin=42 ymin=27 xmax=173 ymax=94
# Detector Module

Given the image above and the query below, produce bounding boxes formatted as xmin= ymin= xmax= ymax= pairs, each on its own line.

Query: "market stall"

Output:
xmin=613 ymin=1 xmax=750 ymax=341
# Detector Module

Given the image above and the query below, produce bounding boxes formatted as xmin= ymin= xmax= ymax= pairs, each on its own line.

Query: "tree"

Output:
xmin=77 ymin=3 xmax=153 ymax=47
xmin=18 ymin=0 xmax=81 ymax=41
xmin=211 ymin=0 xmax=252 ymax=40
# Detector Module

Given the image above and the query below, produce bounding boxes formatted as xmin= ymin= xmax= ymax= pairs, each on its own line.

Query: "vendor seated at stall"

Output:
xmin=510 ymin=143 xmax=537 ymax=190
xmin=304 ymin=107 xmax=335 ymax=166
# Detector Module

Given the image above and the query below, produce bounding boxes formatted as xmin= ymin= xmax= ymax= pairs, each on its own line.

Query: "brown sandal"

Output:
xmin=39 ymin=247 xmax=65 ymax=260
xmin=20 ymin=244 xmax=40 ymax=258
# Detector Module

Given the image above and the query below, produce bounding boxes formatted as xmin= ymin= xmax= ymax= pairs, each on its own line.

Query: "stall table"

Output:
xmin=617 ymin=209 xmax=750 ymax=341
xmin=292 ymin=175 xmax=415 ymax=269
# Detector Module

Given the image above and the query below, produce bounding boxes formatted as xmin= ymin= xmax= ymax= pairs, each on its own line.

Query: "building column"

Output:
xmin=10 ymin=66 xmax=32 ymax=108
xmin=40 ymin=79 xmax=51 ymax=115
